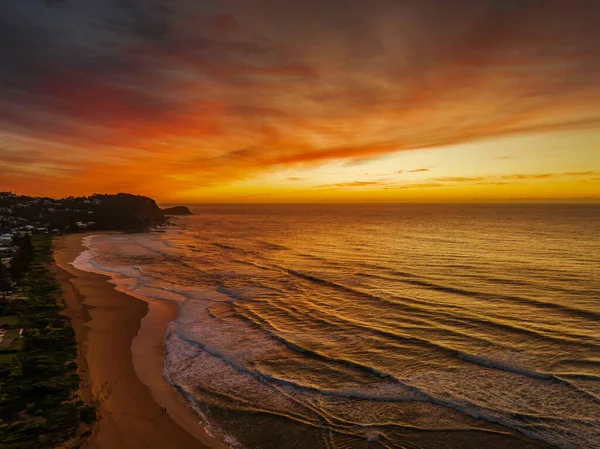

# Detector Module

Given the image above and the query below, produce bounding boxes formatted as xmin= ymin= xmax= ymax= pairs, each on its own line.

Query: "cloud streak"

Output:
xmin=316 ymin=180 xmax=388 ymax=189
xmin=435 ymin=172 xmax=600 ymax=183
xmin=1 ymin=0 xmax=600 ymax=198
xmin=315 ymin=171 xmax=600 ymax=190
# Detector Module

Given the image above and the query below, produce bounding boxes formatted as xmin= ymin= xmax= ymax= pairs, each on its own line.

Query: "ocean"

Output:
xmin=73 ymin=204 xmax=600 ymax=449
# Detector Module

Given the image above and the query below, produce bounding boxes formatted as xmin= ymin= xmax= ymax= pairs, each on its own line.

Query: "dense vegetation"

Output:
xmin=0 ymin=237 xmax=93 ymax=449
xmin=6 ymin=234 xmax=33 ymax=282
xmin=1 ymin=233 xmax=33 ymax=315
xmin=0 ymin=192 xmax=166 ymax=233
xmin=90 ymin=193 xmax=166 ymax=230
xmin=0 ymin=263 xmax=10 ymax=304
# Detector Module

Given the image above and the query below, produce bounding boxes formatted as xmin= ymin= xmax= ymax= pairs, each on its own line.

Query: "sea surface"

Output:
xmin=73 ymin=204 xmax=600 ymax=449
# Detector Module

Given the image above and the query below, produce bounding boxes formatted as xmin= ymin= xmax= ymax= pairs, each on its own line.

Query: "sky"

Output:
xmin=1 ymin=0 xmax=599 ymax=202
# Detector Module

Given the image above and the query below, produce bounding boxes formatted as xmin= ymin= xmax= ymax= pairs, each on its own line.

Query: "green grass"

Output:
xmin=0 ymin=236 xmax=94 ymax=449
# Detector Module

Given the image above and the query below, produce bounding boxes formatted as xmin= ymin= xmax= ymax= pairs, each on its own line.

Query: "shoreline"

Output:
xmin=54 ymin=233 xmax=226 ymax=449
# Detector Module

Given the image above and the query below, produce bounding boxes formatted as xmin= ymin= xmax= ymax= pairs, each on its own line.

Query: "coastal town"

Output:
xmin=0 ymin=233 xmax=32 ymax=362
xmin=0 ymin=192 xmax=172 ymax=448
xmin=0 ymin=190 xmax=170 ymax=352
xmin=0 ymin=193 xmax=46 ymax=363
xmin=0 ymin=192 xmax=100 ymax=268
xmin=0 ymin=192 xmax=98 ymax=448
xmin=0 ymin=192 xmax=106 ymax=349
xmin=1 ymin=190 xmax=170 ymax=237
xmin=0 ymin=191 xmax=116 ymax=235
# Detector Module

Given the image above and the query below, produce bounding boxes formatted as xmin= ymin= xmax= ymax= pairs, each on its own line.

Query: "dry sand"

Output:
xmin=54 ymin=233 xmax=227 ymax=449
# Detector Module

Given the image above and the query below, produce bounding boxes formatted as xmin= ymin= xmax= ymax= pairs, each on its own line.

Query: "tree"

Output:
xmin=9 ymin=234 xmax=33 ymax=280
xmin=13 ymin=234 xmax=33 ymax=271
xmin=0 ymin=261 xmax=11 ymax=297
xmin=0 ymin=261 xmax=12 ymax=314
xmin=9 ymin=253 xmax=26 ymax=281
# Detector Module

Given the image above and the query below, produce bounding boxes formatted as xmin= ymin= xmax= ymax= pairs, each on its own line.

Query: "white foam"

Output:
xmin=67 ymin=226 xmax=600 ymax=449
xmin=404 ymin=369 xmax=600 ymax=449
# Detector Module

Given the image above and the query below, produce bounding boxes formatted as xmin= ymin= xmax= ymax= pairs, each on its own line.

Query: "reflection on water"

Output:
xmin=75 ymin=204 xmax=600 ymax=449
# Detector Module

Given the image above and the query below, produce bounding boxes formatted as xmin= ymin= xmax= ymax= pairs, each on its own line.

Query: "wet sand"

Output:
xmin=54 ymin=233 xmax=227 ymax=449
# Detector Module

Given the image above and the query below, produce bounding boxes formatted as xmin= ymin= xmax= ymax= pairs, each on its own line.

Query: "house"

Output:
xmin=0 ymin=246 xmax=16 ymax=256
xmin=76 ymin=221 xmax=96 ymax=230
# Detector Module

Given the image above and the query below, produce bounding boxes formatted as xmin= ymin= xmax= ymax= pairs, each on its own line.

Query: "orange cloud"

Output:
xmin=311 ymin=171 xmax=600 ymax=193
xmin=435 ymin=172 xmax=600 ymax=184
xmin=1 ymin=1 xmax=599 ymax=200
xmin=316 ymin=180 xmax=388 ymax=189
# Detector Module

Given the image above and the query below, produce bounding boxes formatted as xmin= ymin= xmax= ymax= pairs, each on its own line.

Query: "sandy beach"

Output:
xmin=54 ymin=233 xmax=227 ymax=449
